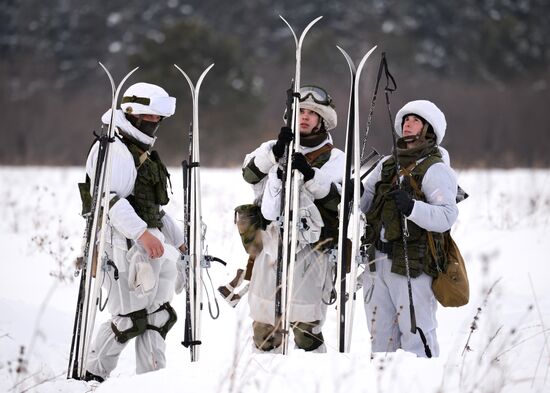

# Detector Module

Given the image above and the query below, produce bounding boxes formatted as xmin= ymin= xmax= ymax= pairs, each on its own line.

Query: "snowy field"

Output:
xmin=1 ymin=166 xmax=549 ymax=393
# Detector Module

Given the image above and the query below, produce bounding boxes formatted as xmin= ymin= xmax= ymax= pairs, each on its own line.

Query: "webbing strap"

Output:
xmin=137 ymin=151 xmax=149 ymax=167
xmin=121 ymin=96 xmax=150 ymax=105
xmin=305 ymin=144 xmax=333 ymax=165
xmin=416 ymin=327 xmax=433 ymax=358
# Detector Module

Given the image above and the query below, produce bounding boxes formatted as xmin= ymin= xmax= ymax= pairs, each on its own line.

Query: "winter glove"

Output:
xmin=127 ymin=247 xmax=157 ymax=298
xmin=276 ymin=166 xmax=284 ymax=180
xmin=292 ymin=153 xmax=315 ymax=182
xmin=272 ymin=126 xmax=293 ymax=160
xmin=388 ymin=189 xmax=414 ymax=217
xmin=346 ymin=178 xmax=365 ymax=198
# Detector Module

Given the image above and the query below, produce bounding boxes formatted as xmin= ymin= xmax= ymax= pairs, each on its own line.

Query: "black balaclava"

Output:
xmin=125 ymin=113 xmax=162 ymax=137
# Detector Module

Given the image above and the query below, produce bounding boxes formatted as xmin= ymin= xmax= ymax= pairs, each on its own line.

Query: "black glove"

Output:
xmin=292 ymin=153 xmax=315 ymax=182
xmin=388 ymin=189 xmax=414 ymax=216
xmin=276 ymin=166 xmax=283 ymax=180
xmin=346 ymin=178 xmax=365 ymax=198
xmin=272 ymin=126 xmax=293 ymax=160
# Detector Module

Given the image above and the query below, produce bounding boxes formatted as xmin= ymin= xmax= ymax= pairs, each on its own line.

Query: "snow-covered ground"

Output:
xmin=1 ymin=166 xmax=549 ymax=393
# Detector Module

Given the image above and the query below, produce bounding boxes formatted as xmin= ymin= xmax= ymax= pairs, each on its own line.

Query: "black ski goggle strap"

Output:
xmin=299 ymin=85 xmax=333 ymax=106
xmin=122 ymin=95 xmax=151 ymax=105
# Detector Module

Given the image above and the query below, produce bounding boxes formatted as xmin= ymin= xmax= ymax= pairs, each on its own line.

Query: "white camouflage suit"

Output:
xmin=360 ymin=100 xmax=458 ymax=357
xmin=86 ymin=109 xmax=185 ymax=378
xmin=244 ymin=135 xmax=344 ymax=352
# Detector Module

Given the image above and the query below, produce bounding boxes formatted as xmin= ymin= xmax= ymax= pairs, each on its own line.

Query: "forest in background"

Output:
xmin=1 ymin=0 xmax=549 ymax=167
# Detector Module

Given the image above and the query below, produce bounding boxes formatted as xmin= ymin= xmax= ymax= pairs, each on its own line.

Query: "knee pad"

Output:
xmin=147 ymin=302 xmax=178 ymax=340
xmin=292 ymin=321 xmax=324 ymax=352
xmin=252 ymin=321 xmax=281 ymax=351
xmin=111 ymin=309 xmax=148 ymax=344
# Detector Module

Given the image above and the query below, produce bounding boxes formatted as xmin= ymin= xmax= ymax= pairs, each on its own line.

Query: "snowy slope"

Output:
xmin=0 ymin=167 xmax=549 ymax=393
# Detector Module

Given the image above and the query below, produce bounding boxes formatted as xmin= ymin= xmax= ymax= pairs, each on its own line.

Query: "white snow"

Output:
xmin=1 ymin=167 xmax=549 ymax=393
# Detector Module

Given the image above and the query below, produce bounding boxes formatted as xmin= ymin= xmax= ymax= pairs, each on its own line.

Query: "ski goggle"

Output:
xmin=299 ymin=85 xmax=332 ymax=106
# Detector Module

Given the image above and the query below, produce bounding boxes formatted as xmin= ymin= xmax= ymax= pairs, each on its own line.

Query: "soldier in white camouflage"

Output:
xmin=231 ymin=85 xmax=345 ymax=352
xmin=83 ymin=83 xmax=186 ymax=382
xmin=360 ymin=100 xmax=459 ymax=357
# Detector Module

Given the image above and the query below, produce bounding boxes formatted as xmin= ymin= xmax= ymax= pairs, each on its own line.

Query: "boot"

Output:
xmin=83 ymin=370 xmax=104 ymax=383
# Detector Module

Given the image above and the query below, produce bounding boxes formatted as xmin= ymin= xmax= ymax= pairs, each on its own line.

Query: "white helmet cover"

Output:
xmin=121 ymin=82 xmax=176 ymax=117
xmin=300 ymin=97 xmax=337 ymax=131
xmin=394 ymin=100 xmax=446 ymax=144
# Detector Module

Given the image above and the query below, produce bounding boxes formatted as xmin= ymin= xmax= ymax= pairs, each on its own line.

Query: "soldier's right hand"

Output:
xmin=272 ymin=126 xmax=293 ymax=160
xmin=138 ymin=230 xmax=164 ymax=259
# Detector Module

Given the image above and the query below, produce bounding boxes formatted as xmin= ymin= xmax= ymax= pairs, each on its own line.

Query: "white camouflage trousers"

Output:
xmin=87 ymin=309 xmax=172 ymax=377
xmin=362 ymin=250 xmax=439 ymax=357
xmin=86 ymin=230 xmax=179 ymax=378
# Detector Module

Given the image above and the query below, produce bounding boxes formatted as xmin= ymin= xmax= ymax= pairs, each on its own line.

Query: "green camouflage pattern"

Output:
xmin=365 ymin=154 xmax=447 ymax=278
xmin=125 ymin=142 xmax=169 ymax=229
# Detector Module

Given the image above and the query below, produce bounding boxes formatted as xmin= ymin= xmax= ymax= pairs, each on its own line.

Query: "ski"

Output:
xmin=174 ymin=63 xmax=222 ymax=362
xmin=68 ymin=63 xmax=138 ymax=379
xmin=275 ymin=15 xmax=323 ymax=355
xmin=335 ymin=45 xmax=377 ymax=353
xmin=274 ymin=80 xmax=294 ymax=349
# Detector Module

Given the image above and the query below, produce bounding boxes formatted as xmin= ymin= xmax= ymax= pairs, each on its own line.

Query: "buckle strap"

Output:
xmin=375 ymin=239 xmax=393 ymax=257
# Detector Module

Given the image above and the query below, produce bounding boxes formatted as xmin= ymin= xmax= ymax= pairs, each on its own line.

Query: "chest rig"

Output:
xmin=364 ymin=154 xmax=447 ymax=278
xmin=122 ymin=138 xmax=170 ymax=229
xmin=304 ymin=144 xmax=340 ymax=250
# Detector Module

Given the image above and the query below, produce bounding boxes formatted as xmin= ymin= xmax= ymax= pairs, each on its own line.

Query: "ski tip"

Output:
xmin=336 ymin=45 xmax=347 ymax=55
xmin=98 ymin=61 xmax=109 ymax=74
xmin=301 ymin=16 xmax=323 ymax=40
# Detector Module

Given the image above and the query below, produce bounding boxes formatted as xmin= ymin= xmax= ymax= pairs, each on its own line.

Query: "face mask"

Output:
xmin=126 ymin=114 xmax=161 ymax=137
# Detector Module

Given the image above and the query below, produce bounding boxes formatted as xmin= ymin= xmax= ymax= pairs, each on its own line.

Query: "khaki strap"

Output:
xmin=304 ymin=143 xmax=333 ymax=165
xmin=121 ymin=96 xmax=151 ymax=105
xmin=137 ymin=151 xmax=149 ymax=168
xmin=132 ymin=144 xmax=149 ymax=169
xmin=426 ymin=231 xmax=438 ymax=264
